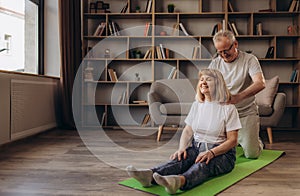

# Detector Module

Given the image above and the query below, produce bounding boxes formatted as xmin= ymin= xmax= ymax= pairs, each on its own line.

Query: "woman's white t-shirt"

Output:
xmin=185 ymin=101 xmax=242 ymax=144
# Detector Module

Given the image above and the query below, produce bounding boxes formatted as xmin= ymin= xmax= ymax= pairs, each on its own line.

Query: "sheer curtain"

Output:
xmin=58 ymin=0 xmax=82 ymax=129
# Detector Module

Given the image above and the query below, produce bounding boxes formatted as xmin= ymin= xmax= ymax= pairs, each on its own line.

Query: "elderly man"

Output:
xmin=209 ymin=30 xmax=266 ymax=159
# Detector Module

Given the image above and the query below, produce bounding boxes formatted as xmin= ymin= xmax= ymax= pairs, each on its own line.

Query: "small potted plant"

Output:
xmin=135 ymin=73 xmax=140 ymax=81
xmin=135 ymin=50 xmax=142 ymax=58
xmin=167 ymin=4 xmax=175 ymax=13
xmin=135 ymin=6 xmax=141 ymax=13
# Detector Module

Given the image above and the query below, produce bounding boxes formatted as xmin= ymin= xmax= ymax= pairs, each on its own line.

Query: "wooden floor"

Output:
xmin=0 ymin=128 xmax=299 ymax=196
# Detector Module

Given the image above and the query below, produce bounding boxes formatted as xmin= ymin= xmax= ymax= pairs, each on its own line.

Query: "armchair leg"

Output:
xmin=267 ymin=127 xmax=273 ymax=144
xmin=157 ymin=125 xmax=164 ymax=142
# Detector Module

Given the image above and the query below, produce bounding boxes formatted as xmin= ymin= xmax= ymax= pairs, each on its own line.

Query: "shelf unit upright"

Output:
xmin=81 ymin=0 xmax=300 ymax=131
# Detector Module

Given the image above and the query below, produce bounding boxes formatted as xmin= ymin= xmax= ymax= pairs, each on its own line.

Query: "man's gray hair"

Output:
xmin=213 ymin=30 xmax=236 ymax=44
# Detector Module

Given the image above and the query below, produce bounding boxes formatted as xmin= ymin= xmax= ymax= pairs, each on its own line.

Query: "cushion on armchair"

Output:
xmin=256 ymin=76 xmax=279 ymax=116
xmin=256 ymin=76 xmax=279 ymax=107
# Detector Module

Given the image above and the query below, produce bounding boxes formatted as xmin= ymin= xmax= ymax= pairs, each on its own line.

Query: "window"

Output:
xmin=0 ymin=0 xmax=44 ymax=74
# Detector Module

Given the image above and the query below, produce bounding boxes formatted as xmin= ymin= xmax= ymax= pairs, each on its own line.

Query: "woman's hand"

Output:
xmin=170 ymin=149 xmax=187 ymax=161
xmin=195 ymin=150 xmax=215 ymax=164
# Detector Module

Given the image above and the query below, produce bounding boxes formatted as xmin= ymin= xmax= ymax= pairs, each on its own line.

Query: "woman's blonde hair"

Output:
xmin=196 ymin=68 xmax=231 ymax=102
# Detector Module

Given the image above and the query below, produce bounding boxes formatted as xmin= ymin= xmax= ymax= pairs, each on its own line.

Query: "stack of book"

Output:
xmin=289 ymin=0 xmax=300 ymax=12
xmin=155 ymin=44 xmax=169 ymax=59
xmin=93 ymin=22 xmax=106 ymax=36
xmin=108 ymin=21 xmax=121 ymax=36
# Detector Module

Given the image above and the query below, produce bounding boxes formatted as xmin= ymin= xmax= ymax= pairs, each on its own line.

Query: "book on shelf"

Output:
xmin=147 ymin=23 xmax=152 ymax=36
xmin=265 ymin=46 xmax=274 ymax=58
xmin=296 ymin=0 xmax=300 ymax=12
xmin=120 ymin=2 xmax=128 ymax=13
xmin=170 ymin=22 xmax=189 ymax=36
xmin=93 ymin=22 xmax=106 ymax=36
xmin=179 ymin=23 xmax=189 ymax=36
xmin=113 ymin=71 xmax=118 ymax=81
xmin=256 ymin=22 xmax=263 ymax=36
xmin=108 ymin=68 xmax=118 ymax=81
xmin=227 ymin=22 xmax=234 ymax=33
xmin=228 ymin=1 xmax=234 ymax=12
xmin=165 ymin=48 xmax=170 ymax=59
xmin=155 ymin=45 xmax=169 ymax=59
xmin=289 ymin=0 xmax=299 ymax=12
xmin=145 ymin=0 xmax=152 ymax=13
xmin=141 ymin=113 xmax=151 ymax=127
xmin=93 ymin=23 xmax=102 ymax=36
xmin=171 ymin=70 xmax=177 ymax=79
xmin=133 ymin=100 xmax=147 ymax=104
xmin=143 ymin=48 xmax=152 ymax=59
xmin=113 ymin=21 xmax=121 ymax=36
xmin=101 ymin=112 xmax=106 ymax=126
xmin=155 ymin=46 xmax=162 ymax=59
xmin=144 ymin=22 xmax=152 ymax=36
xmin=211 ymin=22 xmax=224 ymax=36
xmin=118 ymin=91 xmax=127 ymax=104
xmin=211 ymin=20 xmax=225 ymax=35
xmin=108 ymin=22 xmax=113 ymax=35
xmin=171 ymin=23 xmax=180 ymax=36
xmin=108 ymin=21 xmax=121 ymax=36
xmin=167 ymin=67 xmax=177 ymax=79
xmin=230 ymin=22 xmax=239 ymax=36
xmin=290 ymin=69 xmax=299 ymax=82
xmin=192 ymin=46 xmax=200 ymax=59
xmin=294 ymin=70 xmax=299 ymax=83
xmin=222 ymin=19 xmax=226 ymax=32
xmin=159 ymin=44 xmax=166 ymax=59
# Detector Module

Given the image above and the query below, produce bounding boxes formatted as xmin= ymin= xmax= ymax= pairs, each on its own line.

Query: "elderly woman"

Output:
xmin=127 ymin=69 xmax=241 ymax=194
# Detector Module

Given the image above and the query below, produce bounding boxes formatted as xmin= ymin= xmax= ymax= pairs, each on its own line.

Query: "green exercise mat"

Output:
xmin=119 ymin=147 xmax=284 ymax=196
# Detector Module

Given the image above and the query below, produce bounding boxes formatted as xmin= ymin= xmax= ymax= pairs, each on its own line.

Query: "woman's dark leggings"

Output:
xmin=152 ymin=142 xmax=236 ymax=190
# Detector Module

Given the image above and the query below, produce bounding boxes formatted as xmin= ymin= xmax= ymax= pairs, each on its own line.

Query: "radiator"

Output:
xmin=11 ymin=79 xmax=58 ymax=140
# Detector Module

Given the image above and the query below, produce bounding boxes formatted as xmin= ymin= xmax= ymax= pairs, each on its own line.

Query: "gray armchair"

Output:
xmin=256 ymin=76 xmax=286 ymax=144
xmin=148 ymin=79 xmax=198 ymax=141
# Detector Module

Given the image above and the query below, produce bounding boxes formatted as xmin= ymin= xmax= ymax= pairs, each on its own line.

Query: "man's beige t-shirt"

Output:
xmin=209 ymin=51 xmax=263 ymax=117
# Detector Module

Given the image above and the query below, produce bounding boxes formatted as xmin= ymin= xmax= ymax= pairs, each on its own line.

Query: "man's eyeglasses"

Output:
xmin=217 ymin=43 xmax=234 ymax=55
